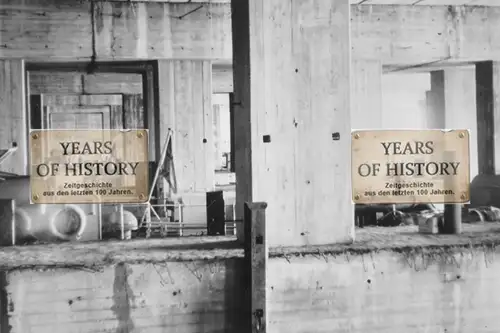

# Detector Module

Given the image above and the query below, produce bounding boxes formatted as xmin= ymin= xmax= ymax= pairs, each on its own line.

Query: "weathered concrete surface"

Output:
xmin=3 ymin=224 xmax=500 ymax=332
xmin=3 ymin=223 xmax=500 ymax=270
xmin=3 ymin=2 xmax=500 ymax=65
xmin=5 ymin=260 xmax=246 ymax=333
xmin=268 ymin=250 xmax=500 ymax=332
xmin=3 ymin=243 xmax=500 ymax=332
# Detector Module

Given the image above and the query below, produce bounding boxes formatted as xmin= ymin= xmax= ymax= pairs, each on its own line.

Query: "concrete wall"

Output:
xmin=4 ymin=247 xmax=500 ymax=332
xmin=381 ymin=73 xmax=431 ymax=129
xmin=350 ymin=69 xmax=431 ymax=131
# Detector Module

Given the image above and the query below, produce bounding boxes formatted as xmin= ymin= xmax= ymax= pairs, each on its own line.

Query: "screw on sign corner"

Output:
xmin=138 ymin=193 xmax=146 ymax=201
xmin=458 ymin=131 xmax=466 ymax=139
xmin=137 ymin=131 xmax=144 ymax=139
xmin=460 ymin=192 xmax=467 ymax=201
xmin=31 ymin=133 xmax=39 ymax=140
xmin=353 ymin=133 xmax=360 ymax=140
xmin=354 ymin=194 xmax=360 ymax=201
xmin=32 ymin=194 xmax=39 ymax=202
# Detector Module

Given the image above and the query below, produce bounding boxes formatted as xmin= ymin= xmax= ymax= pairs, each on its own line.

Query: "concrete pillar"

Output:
xmin=475 ymin=61 xmax=500 ymax=175
xmin=157 ymin=60 xmax=214 ymax=193
xmin=443 ymin=67 xmax=478 ymax=180
xmin=351 ymin=59 xmax=383 ymax=130
xmin=428 ymin=71 xmax=445 ymax=128
xmin=0 ymin=60 xmax=27 ymax=175
xmin=428 ymin=69 xmax=475 ymax=233
xmin=427 ymin=69 xmax=478 ymax=181
xmin=212 ymin=102 xmax=222 ymax=170
xmin=232 ymin=0 xmax=353 ymax=247
xmin=425 ymin=91 xmax=435 ymax=127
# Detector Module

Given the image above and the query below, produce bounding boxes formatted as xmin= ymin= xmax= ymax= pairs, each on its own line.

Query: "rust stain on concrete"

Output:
xmin=0 ymin=271 xmax=11 ymax=333
xmin=112 ymin=263 xmax=136 ymax=333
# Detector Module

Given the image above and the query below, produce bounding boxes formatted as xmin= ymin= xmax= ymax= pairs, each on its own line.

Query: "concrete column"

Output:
xmin=157 ymin=60 xmax=214 ymax=193
xmin=0 ymin=60 xmax=27 ymax=175
xmin=427 ymin=69 xmax=478 ymax=181
xmin=443 ymin=67 xmax=478 ymax=180
xmin=428 ymin=71 xmax=445 ymax=128
xmin=232 ymin=0 xmax=353 ymax=246
xmin=351 ymin=59 xmax=383 ymax=130
xmin=212 ymin=102 xmax=222 ymax=170
xmin=428 ymin=69 xmax=475 ymax=233
xmin=475 ymin=61 xmax=500 ymax=175
xmin=425 ymin=91 xmax=437 ymax=128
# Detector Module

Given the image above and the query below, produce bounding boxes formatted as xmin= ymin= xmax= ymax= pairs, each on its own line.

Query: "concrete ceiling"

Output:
xmin=100 ymin=0 xmax=500 ymax=5
xmin=350 ymin=0 xmax=500 ymax=5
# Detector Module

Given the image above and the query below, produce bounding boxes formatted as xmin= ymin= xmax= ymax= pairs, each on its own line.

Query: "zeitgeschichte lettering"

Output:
xmin=351 ymin=130 xmax=470 ymax=205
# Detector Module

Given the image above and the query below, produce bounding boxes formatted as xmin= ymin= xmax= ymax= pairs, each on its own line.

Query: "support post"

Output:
xmin=475 ymin=61 xmax=500 ymax=175
xmin=119 ymin=204 xmax=125 ymax=240
xmin=97 ymin=204 xmax=102 ymax=240
xmin=429 ymin=70 xmax=476 ymax=234
xmin=232 ymin=0 xmax=353 ymax=247
xmin=442 ymin=151 xmax=462 ymax=234
xmin=443 ymin=202 xmax=462 ymax=234
xmin=244 ymin=202 xmax=267 ymax=333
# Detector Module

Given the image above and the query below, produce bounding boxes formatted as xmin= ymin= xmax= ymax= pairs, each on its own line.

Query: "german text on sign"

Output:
xmin=29 ymin=129 xmax=149 ymax=204
xmin=351 ymin=129 xmax=470 ymax=204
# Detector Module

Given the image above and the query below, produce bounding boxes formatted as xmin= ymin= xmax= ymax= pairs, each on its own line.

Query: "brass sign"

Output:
xmin=30 ymin=129 xmax=149 ymax=204
xmin=351 ymin=129 xmax=470 ymax=204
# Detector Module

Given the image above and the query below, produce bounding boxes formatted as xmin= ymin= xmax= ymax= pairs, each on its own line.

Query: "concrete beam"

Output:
xmin=352 ymin=5 xmax=500 ymax=65
xmin=28 ymin=72 xmax=143 ymax=95
xmin=232 ymin=0 xmax=353 ymax=247
xmin=2 ymin=2 xmax=500 ymax=65
xmin=93 ymin=0 xmax=500 ymax=4
xmin=96 ymin=0 xmax=231 ymax=2
xmin=0 ymin=1 xmax=231 ymax=61
xmin=351 ymin=0 xmax=500 ymax=5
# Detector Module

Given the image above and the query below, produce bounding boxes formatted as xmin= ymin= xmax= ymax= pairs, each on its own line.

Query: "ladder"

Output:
xmin=0 ymin=143 xmax=18 ymax=180
xmin=140 ymin=129 xmax=176 ymax=238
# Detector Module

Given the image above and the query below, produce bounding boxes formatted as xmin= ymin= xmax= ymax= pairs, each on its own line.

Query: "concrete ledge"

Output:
xmin=1 ymin=223 xmax=500 ymax=271
xmin=275 ymin=222 xmax=500 ymax=258
xmin=5 ymin=235 xmax=500 ymax=332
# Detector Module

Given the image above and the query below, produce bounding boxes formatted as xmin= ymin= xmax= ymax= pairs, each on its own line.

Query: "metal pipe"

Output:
xmin=119 ymin=204 xmax=125 ymax=240
xmin=97 ymin=204 xmax=102 ymax=240
xmin=442 ymin=150 xmax=462 ymax=234
xmin=443 ymin=204 xmax=462 ymax=234
xmin=178 ymin=202 xmax=183 ymax=237
xmin=11 ymin=200 xmax=16 ymax=246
